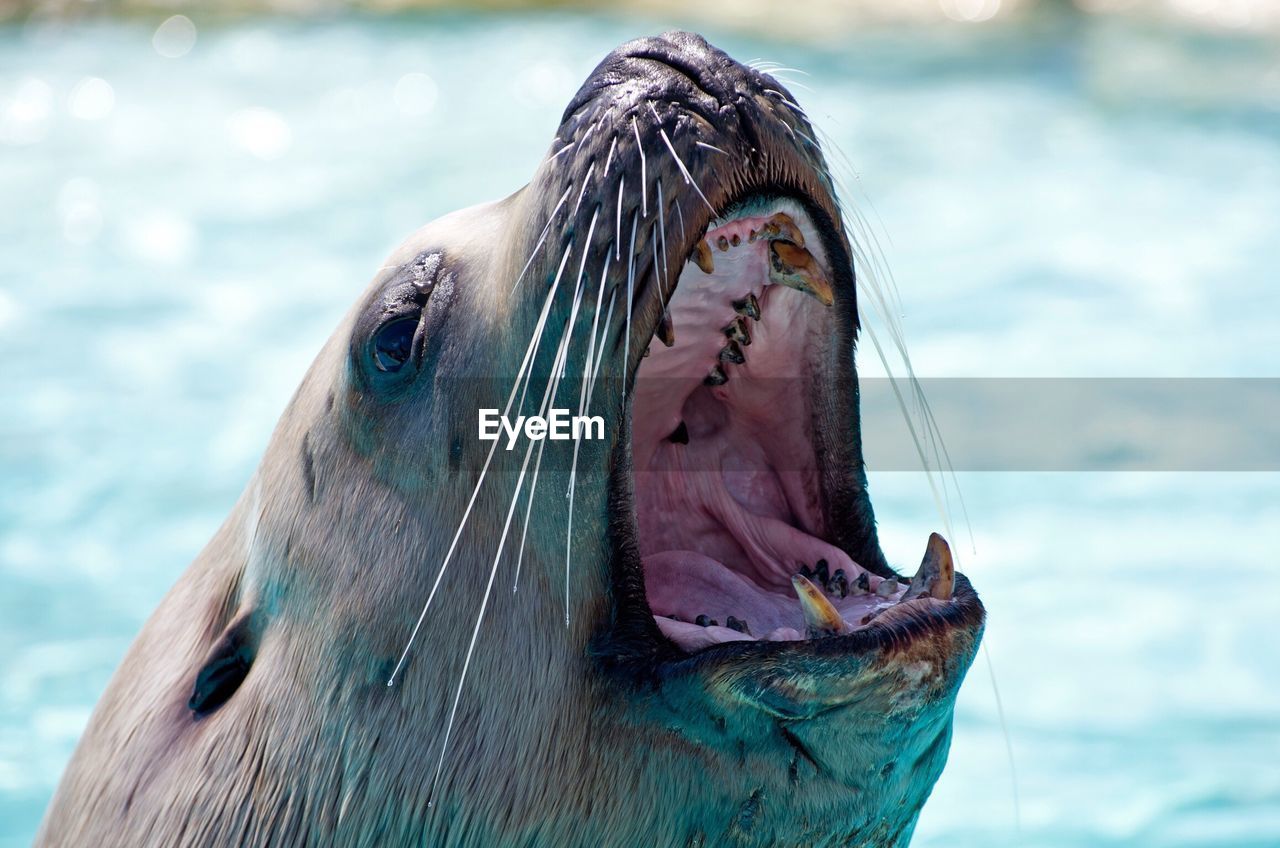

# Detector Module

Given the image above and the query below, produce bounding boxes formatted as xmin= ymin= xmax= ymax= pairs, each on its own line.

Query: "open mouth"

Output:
xmin=625 ymin=196 xmax=957 ymax=655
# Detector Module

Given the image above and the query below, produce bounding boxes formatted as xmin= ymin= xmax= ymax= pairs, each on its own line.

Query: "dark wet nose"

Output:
xmin=618 ymin=31 xmax=743 ymax=104
xmin=561 ymin=31 xmax=750 ymax=123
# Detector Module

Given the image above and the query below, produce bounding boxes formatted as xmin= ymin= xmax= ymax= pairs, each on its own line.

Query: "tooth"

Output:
xmin=768 ymin=241 xmax=835 ymax=307
xmin=854 ymin=572 xmax=871 ymax=594
xmin=764 ymin=212 xmax=804 ymax=247
xmin=691 ymin=239 xmax=715 ymax=274
xmin=657 ymin=311 xmax=675 ymax=347
xmin=723 ymin=317 xmax=752 ymax=346
xmin=875 ymin=577 xmax=900 ymax=598
xmin=732 ymin=293 xmax=761 ymax=320
xmin=704 ymin=364 xmax=728 ymax=386
xmin=831 ymin=568 xmax=848 ymax=598
xmin=695 ymin=614 xmax=717 ymax=627
xmin=718 ymin=340 xmax=745 ymax=365
xmin=903 ymin=532 xmax=955 ymax=602
xmin=751 ymin=222 xmax=779 ymax=243
xmin=814 ymin=558 xmax=830 ymax=587
xmin=792 ymin=575 xmax=847 ymax=637
xmin=748 ymin=228 xmax=758 ymax=242
xmin=725 ymin=615 xmax=751 ymax=635
xmin=716 ymin=235 xmax=730 ymax=251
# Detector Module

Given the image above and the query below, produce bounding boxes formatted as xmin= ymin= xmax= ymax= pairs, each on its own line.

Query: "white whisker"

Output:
xmin=577 ymin=252 xmax=612 ymax=439
xmin=557 ymin=208 xmax=599 ymax=625
xmin=546 ymin=141 xmax=575 ymax=162
xmin=389 ymin=236 xmax=576 ymax=686
xmin=656 ymin=180 xmax=670 ymax=300
xmin=763 ymin=89 xmax=808 ymax=118
xmin=624 ymin=211 xmax=638 ymax=401
xmin=658 ymin=125 xmax=715 ymax=215
xmin=511 ymin=440 xmax=543 ymax=593
xmin=631 ymin=115 xmax=648 ymax=216
xmin=563 ymin=256 xmax=613 ymax=631
xmin=768 ymin=75 xmax=814 ymax=94
xmin=430 ymin=294 xmax=574 ymax=798
xmin=588 ymin=285 xmax=618 ymax=405
xmin=602 ymin=134 xmax=617 ymax=178
xmin=512 ymin=185 xmax=571 ymax=293
xmin=577 ymin=119 xmax=597 ymax=151
xmin=517 ymin=245 xmax=575 ymax=415
xmin=571 ymin=162 xmax=596 ymax=221
xmin=615 ymin=175 xmax=624 ymax=262
xmin=762 ymin=66 xmax=809 ymax=77
xmin=428 ymin=431 xmax=537 ymax=804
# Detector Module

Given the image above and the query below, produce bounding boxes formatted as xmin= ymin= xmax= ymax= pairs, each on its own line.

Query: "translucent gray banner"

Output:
xmin=453 ymin=377 xmax=1280 ymax=472
xmin=859 ymin=378 xmax=1280 ymax=471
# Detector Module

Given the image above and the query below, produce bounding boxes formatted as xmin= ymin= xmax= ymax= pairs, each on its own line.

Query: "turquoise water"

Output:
xmin=2 ymin=12 xmax=1279 ymax=846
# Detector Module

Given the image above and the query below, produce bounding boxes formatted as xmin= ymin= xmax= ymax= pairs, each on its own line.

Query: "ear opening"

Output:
xmin=188 ymin=609 xmax=261 ymax=718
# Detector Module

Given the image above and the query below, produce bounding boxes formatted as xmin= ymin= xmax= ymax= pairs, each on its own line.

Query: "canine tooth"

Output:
xmin=725 ymin=616 xmax=750 ymax=635
xmin=691 ymin=239 xmax=715 ymax=274
xmin=719 ymin=340 xmax=745 ymax=365
xmin=903 ymin=533 xmax=955 ymax=602
xmin=854 ymin=572 xmax=871 ymax=594
xmin=657 ymin=311 xmax=675 ymax=347
xmin=768 ymin=241 xmax=834 ymax=307
xmin=716 ymin=235 xmax=729 ymax=251
xmin=764 ymin=212 xmax=804 ymax=247
xmin=792 ymin=575 xmax=847 ymax=637
xmin=732 ymin=293 xmax=761 ymax=320
xmin=875 ymin=577 xmax=900 ymax=598
xmin=723 ymin=317 xmax=752 ymax=346
xmin=704 ymin=364 xmax=728 ymax=386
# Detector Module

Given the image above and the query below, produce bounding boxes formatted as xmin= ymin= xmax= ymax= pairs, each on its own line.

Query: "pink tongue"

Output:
xmin=644 ymin=524 xmax=859 ymax=635
xmin=646 ymin=550 xmax=802 ymax=634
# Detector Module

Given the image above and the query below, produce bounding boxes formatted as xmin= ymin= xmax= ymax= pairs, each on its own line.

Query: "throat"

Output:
xmin=636 ymin=385 xmax=828 ymax=593
xmin=629 ymin=200 xmax=904 ymax=652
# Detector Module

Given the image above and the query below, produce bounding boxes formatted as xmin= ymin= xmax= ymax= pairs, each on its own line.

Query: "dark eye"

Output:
xmin=373 ymin=316 xmax=419 ymax=372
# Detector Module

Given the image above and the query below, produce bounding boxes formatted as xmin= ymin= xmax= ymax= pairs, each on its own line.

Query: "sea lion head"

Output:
xmin=40 ymin=31 xmax=984 ymax=848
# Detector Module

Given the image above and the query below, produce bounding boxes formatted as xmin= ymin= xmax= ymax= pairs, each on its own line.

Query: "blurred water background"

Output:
xmin=2 ymin=8 xmax=1279 ymax=846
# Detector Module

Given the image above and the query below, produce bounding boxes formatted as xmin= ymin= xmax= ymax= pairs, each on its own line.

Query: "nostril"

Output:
xmin=618 ymin=32 xmax=740 ymax=106
xmin=559 ymin=31 xmax=764 ymax=149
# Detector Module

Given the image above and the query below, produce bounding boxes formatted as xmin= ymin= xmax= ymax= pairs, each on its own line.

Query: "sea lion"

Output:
xmin=37 ymin=31 xmax=983 ymax=847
